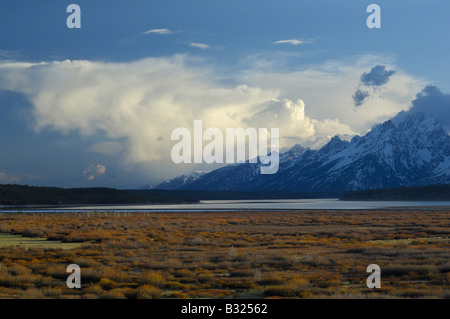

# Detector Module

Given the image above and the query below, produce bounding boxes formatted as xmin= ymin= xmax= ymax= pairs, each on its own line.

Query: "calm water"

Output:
xmin=1 ymin=198 xmax=450 ymax=213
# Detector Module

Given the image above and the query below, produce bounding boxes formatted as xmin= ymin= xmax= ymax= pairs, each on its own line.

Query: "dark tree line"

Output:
xmin=340 ymin=184 xmax=450 ymax=201
xmin=0 ymin=185 xmax=200 ymax=206
xmin=4 ymin=183 xmax=447 ymax=205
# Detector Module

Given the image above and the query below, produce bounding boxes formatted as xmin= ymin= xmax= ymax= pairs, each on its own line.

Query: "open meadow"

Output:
xmin=0 ymin=209 xmax=448 ymax=299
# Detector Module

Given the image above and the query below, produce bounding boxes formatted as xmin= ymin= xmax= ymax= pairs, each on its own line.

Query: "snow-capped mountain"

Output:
xmin=155 ymin=111 xmax=450 ymax=192
xmin=148 ymin=171 xmax=210 ymax=190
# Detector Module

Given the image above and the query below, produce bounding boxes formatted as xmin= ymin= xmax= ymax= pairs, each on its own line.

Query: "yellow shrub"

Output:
xmin=99 ymin=278 xmax=118 ymax=290
xmin=136 ymin=284 xmax=162 ymax=299
xmin=139 ymin=271 xmax=164 ymax=287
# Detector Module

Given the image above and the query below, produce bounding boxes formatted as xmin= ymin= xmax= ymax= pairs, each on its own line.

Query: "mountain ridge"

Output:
xmin=154 ymin=111 xmax=450 ymax=192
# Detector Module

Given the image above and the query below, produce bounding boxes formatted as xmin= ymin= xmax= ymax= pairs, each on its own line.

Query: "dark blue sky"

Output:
xmin=1 ymin=0 xmax=449 ymax=79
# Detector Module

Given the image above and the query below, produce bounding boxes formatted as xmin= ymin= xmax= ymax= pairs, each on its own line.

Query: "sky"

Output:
xmin=1 ymin=0 xmax=450 ymax=188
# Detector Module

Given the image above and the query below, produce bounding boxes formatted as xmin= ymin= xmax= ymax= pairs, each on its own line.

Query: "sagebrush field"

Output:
xmin=0 ymin=209 xmax=448 ymax=299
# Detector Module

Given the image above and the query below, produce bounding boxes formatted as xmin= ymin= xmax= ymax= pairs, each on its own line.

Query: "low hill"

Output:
xmin=340 ymin=184 xmax=450 ymax=201
xmin=0 ymin=185 xmax=199 ymax=206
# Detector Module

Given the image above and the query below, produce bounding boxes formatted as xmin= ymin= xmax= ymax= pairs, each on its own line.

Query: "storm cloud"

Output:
xmin=409 ymin=85 xmax=450 ymax=131
xmin=352 ymin=89 xmax=370 ymax=107
xmin=353 ymin=65 xmax=396 ymax=107
xmin=0 ymin=56 xmax=423 ymax=185
xmin=0 ymin=57 xmax=357 ymax=161
xmin=361 ymin=65 xmax=395 ymax=87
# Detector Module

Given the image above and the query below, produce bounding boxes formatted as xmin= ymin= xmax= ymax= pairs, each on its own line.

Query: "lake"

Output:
xmin=1 ymin=198 xmax=450 ymax=213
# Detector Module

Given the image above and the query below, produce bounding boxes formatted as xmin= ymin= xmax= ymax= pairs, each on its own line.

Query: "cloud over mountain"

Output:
xmin=408 ymin=85 xmax=450 ymax=131
xmin=352 ymin=89 xmax=370 ymax=107
xmin=361 ymin=65 xmax=395 ymax=87
xmin=0 ymin=56 xmax=424 ymax=182
xmin=353 ymin=65 xmax=396 ymax=107
xmin=0 ymin=57 xmax=360 ymax=161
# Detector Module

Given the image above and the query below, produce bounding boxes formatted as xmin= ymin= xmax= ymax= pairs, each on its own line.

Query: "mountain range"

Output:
xmin=152 ymin=111 xmax=450 ymax=192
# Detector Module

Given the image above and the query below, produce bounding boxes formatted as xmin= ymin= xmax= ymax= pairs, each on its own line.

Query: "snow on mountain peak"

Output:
xmin=152 ymin=110 xmax=450 ymax=192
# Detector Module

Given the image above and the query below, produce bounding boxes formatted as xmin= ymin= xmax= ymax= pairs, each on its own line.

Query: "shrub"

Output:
xmin=263 ymin=275 xmax=309 ymax=297
xmin=400 ymin=289 xmax=426 ymax=298
xmin=43 ymin=287 xmax=64 ymax=298
xmin=136 ymin=285 xmax=162 ymax=299
xmin=18 ymin=288 xmax=44 ymax=299
xmin=139 ymin=271 xmax=164 ymax=288
xmin=99 ymin=278 xmax=118 ymax=290
xmin=73 ymin=258 xmax=99 ymax=268
xmin=100 ymin=289 xmax=127 ymax=299
xmin=84 ymin=283 xmax=103 ymax=296
xmin=167 ymin=291 xmax=190 ymax=299
xmin=190 ymin=237 xmax=206 ymax=245
xmin=80 ymin=268 xmax=103 ymax=283
xmin=257 ymin=276 xmax=285 ymax=286
xmin=227 ymin=246 xmax=238 ymax=260
xmin=253 ymin=269 xmax=262 ymax=282
xmin=383 ymin=265 xmax=437 ymax=276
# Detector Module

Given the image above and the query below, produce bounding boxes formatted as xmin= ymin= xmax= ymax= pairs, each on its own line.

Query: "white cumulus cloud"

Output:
xmin=245 ymin=98 xmax=354 ymax=149
xmin=241 ymin=56 xmax=424 ymax=135
xmin=0 ymin=55 xmax=425 ymax=181
xmin=83 ymin=164 xmax=106 ymax=181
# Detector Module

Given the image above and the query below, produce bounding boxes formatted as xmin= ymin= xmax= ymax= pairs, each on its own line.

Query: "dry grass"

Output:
xmin=0 ymin=233 xmax=83 ymax=249
xmin=0 ymin=209 xmax=448 ymax=299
